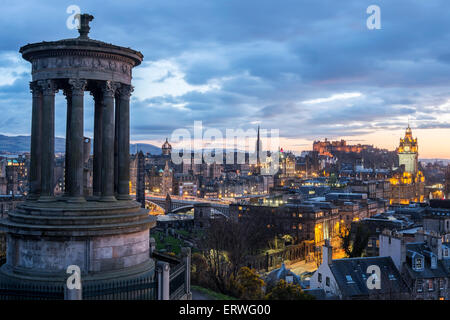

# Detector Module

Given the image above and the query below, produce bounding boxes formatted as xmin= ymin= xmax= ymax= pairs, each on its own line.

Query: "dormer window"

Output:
xmin=415 ymin=257 xmax=423 ymax=270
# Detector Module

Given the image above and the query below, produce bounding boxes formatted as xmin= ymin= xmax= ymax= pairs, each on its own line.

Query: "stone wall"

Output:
xmin=91 ymin=230 xmax=149 ymax=272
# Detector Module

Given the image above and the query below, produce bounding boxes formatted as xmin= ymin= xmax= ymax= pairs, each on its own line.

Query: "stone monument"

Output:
xmin=0 ymin=14 xmax=156 ymax=291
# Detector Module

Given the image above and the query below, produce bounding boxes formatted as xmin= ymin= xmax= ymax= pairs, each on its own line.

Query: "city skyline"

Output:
xmin=132 ymin=126 xmax=450 ymax=160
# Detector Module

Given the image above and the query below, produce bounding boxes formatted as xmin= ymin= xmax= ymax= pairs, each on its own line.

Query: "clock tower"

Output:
xmin=398 ymin=125 xmax=418 ymax=174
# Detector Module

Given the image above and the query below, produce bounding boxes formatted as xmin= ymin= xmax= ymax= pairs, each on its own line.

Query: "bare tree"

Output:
xmin=198 ymin=211 xmax=281 ymax=294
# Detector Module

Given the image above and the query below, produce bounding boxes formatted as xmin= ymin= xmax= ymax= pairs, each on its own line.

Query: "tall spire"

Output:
xmin=256 ymin=125 xmax=261 ymax=170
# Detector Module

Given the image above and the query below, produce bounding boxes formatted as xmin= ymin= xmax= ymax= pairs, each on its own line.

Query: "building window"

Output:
xmin=431 ymin=256 xmax=437 ymax=269
xmin=415 ymin=257 xmax=423 ymax=270
xmin=318 ymin=273 xmax=322 ymax=283
xmin=427 ymin=279 xmax=434 ymax=291
xmin=439 ymin=279 xmax=445 ymax=290
xmin=346 ymin=275 xmax=354 ymax=284
xmin=326 ymin=276 xmax=330 ymax=287
xmin=417 ymin=280 xmax=423 ymax=293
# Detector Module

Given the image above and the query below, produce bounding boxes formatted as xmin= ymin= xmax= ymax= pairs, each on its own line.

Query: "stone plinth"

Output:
xmin=0 ymin=200 xmax=156 ymax=284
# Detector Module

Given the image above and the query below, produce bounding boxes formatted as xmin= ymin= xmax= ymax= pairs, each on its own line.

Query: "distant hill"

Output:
xmin=0 ymin=134 xmax=65 ymax=153
xmin=420 ymin=159 xmax=450 ymax=165
xmin=0 ymin=134 xmax=161 ymax=155
xmin=130 ymin=143 xmax=161 ymax=155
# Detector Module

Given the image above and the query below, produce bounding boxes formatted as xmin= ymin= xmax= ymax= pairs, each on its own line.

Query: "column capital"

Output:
xmin=68 ymin=79 xmax=87 ymax=96
xmin=63 ymin=88 xmax=72 ymax=99
xmin=100 ymin=80 xmax=119 ymax=98
xmin=90 ymin=88 xmax=102 ymax=100
xmin=37 ymin=79 xmax=58 ymax=96
xmin=117 ymin=85 xmax=134 ymax=99
xmin=29 ymin=81 xmax=42 ymax=97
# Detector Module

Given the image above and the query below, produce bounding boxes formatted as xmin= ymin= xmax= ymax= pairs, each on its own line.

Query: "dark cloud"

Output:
xmin=1 ymin=0 xmax=450 ymax=146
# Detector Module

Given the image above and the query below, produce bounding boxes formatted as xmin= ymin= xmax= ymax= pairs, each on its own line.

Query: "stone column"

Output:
xmin=28 ymin=81 xmax=43 ymax=200
xmin=156 ymin=261 xmax=170 ymax=300
xmin=116 ymin=85 xmax=133 ymax=200
xmin=100 ymin=81 xmax=117 ymax=201
xmin=181 ymin=247 xmax=192 ymax=300
xmin=92 ymin=89 xmax=103 ymax=197
xmin=37 ymin=79 xmax=58 ymax=202
xmin=63 ymin=88 xmax=72 ymax=198
xmin=114 ymin=93 xmax=120 ymax=195
xmin=67 ymin=79 xmax=87 ymax=202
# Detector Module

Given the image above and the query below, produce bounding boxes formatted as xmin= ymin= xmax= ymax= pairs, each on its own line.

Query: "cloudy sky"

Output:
xmin=1 ymin=0 xmax=450 ymax=158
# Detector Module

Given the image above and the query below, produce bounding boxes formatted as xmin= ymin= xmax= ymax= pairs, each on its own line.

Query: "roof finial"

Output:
xmin=77 ymin=13 xmax=94 ymax=39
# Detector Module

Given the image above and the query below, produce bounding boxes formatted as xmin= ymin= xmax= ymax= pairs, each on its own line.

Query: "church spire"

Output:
xmin=256 ymin=125 xmax=261 ymax=172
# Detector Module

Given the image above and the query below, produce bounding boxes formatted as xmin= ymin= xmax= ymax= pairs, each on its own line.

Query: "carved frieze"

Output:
xmin=31 ymin=54 xmax=133 ymax=78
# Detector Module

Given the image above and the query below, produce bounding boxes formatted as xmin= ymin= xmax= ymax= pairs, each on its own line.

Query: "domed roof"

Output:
xmin=20 ymin=14 xmax=143 ymax=65
xmin=19 ymin=14 xmax=143 ymax=85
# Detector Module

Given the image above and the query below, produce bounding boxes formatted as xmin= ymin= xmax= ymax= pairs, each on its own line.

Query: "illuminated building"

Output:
xmin=278 ymin=150 xmax=296 ymax=178
xmin=173 ymin=173 xmax=198 ymax=197
xmin=390 ymin=126 xmax=425 ymax=204
xmin=398 ymin=125 xmax=418 ymax=174
xmin=274 ymin=150 xmax=296 ymax=187
xmin=0 ymin=156 xmax=29 ymax=196
xmin=313 ymin=139 xmax=367 ymax=157
xmin=229 ymin=201 xmax=341 ymax=247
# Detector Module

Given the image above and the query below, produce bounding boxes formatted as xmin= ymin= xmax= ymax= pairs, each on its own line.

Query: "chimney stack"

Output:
xmin=323 ymin=239 xmax=333 ymax=265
